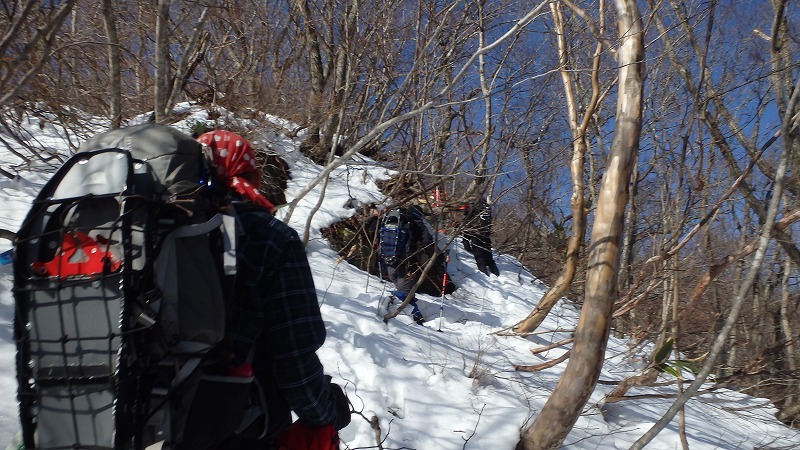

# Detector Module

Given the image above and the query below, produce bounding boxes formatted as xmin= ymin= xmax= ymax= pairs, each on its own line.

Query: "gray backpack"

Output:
xmin=12 ymin=124 xmax=264 ymax=449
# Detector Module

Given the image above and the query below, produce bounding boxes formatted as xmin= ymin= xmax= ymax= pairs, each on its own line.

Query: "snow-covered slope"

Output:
xmin=1 ymin=106 xmax=799 ymax=449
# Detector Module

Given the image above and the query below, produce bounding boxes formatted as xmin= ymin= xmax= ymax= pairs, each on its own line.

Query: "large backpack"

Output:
xmin=377 ymin=208 xmax=412 ymax=267
xmin=12 ymin=124 xmax=263 ymax=449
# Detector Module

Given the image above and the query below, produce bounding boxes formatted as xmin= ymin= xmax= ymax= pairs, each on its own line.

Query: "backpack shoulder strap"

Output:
xmin=224 ymin=201 xmax=272 ymax=361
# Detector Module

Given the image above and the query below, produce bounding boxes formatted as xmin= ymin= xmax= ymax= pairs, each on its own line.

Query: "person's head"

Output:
xmin=197 ymin=130 xmax=274 ymax=212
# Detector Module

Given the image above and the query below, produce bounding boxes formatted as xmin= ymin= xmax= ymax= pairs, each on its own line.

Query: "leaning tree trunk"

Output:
xmin=164 ymin=5 xmax=211 ymax=115
xmin=516 ymin=0 xmax=643 ymax=448
xmin=513 ymin=0 xmax=602 ymax=334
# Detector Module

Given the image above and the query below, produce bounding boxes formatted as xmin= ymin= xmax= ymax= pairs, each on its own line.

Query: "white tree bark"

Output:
xmin=516 ymin=0 xmax=644 ymax=447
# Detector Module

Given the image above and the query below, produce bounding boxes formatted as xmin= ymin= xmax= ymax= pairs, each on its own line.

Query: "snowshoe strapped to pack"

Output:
xmin=12 ymin=124 xmax=264 ymax=449
xmin=378 ymin=208 xmax=412 ymax=267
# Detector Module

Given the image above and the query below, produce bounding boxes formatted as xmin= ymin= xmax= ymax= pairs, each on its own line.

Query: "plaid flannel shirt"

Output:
xmin=231 ymin=202 xmax=337 ymax=428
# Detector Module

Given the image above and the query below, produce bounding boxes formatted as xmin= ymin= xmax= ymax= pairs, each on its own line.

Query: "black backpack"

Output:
xmin=463 ymin=200 xmax=492 ymax=233
xmin=12 ymin=124 xmax=264 ymax=449
xmin=476 ymin=202 xmax=492 ymax=228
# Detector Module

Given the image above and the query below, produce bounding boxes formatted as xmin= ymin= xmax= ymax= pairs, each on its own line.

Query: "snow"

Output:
xmin=1 ymin=105 xmax=799 ymax=449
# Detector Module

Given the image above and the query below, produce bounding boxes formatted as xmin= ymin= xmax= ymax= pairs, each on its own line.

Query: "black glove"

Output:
xmin=325 ymin=376 xmax=351 ymax=430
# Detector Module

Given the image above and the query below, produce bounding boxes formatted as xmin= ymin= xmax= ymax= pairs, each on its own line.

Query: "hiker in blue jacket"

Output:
xmin=198 ymin=130 xmax=350 ymax=449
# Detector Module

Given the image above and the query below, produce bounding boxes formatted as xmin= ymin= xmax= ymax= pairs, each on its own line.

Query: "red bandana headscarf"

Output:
xmin=197 ymin=130 xmax=274 ymax=213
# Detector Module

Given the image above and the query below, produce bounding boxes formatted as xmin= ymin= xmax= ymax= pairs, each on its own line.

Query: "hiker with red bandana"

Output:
xmin=198 ymin=130 xmax=350 ymax=450
xmin=198 ymin=130 xmax=275 ymax=212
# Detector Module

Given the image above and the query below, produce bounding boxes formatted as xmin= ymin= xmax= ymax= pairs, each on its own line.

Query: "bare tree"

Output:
xmin=153 ymin=0 xmax=171 ymax=123
xmin=101 ymin=0 xmax=122 ymax=128
xmin=516 ymin=0 xmax=643 ymax=447
xmin=164 ymin=5 xmax=210 ymax=114
xmin=0 ymin=0 xmax=78 ymax=108
xmin=282 ymin=2 xmax=550 ymax=224
xmin=631 ymin=51 xmax=796 ymax=450
xmin=514 ymin=0 xmax=606 ymax=334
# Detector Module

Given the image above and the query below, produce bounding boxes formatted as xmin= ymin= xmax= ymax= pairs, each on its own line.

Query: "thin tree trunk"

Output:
xmin=516 ymin=1 xmax=643 ymax=447
xmin=630 ymin=3 xmax=798 ymax=444
xmin=465 ymin=1 xmax=492 ymax=198
xmin=780 ymin=255 xmax=797 ymax=410
xmin=135 ymin=4 xmax=146 ymax=107
xmin=165 ymin=5 xmax=211 ymax=114
xmin=0 ymin=0 xmax=78 ymax=108
xmin=619 ymin=152 xmax=638 ymax=299
xmin=154 ymin=0 xmax=171 ymax=123
xmin=657 ymin=276 xmax=669 ymax=350
xmin=672 ymin=259 xmax=688 ymax=450
xmin=778 ymin=199 xmax=798 ymax=418
xmin=750 ymin=277 xmax=764 ymax=353
xmin=726 ymin=207 xmax=750 ymax=377
xmin=514 ymin=0 xmax=603 ymax=333
xmin=670 ymin=147 xmax=688 ymax=450
xmin=292 ymin=0 xmax=327 ymax=161
xmin=314 ymin=0 xmax=356 ymax=158
xmin=101 ymin=0 xmax=121 ymax=128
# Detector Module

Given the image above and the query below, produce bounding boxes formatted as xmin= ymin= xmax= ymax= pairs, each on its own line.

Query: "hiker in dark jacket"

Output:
xmin=378 ymin=206 xmax=430 ymax=324
xmin=198 ymin=131 xmax=350 ymax=449
xmin=458 ymin=198 xmax=500 ymax=276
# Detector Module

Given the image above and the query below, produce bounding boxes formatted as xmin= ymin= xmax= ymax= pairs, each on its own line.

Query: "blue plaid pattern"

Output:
xmin=231 ymin=202 xmax=337 ymax=428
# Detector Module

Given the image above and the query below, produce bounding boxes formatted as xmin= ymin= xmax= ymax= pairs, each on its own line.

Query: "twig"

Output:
xmin=530 ymin=337 xmax=573 ymax=355
xmin=515 ymin=350 xmax=571 ymax=372
xmin=462 ymin=404 xmax=486 ymax=449
xmin=493 ymin=327 xmax=575 ymax=337
xmin=1 ymin=228 xmax=16 ymax=241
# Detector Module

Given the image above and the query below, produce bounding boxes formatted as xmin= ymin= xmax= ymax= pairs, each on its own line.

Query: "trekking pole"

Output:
xmin=376 ymin=257 xmax=389 ymax=316
xmin=437 ymin=249 xmax=450 ymax=332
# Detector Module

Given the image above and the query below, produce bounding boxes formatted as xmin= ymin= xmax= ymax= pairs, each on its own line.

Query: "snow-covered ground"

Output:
xmin=1 ymin=105 xmax=799 ymax=449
